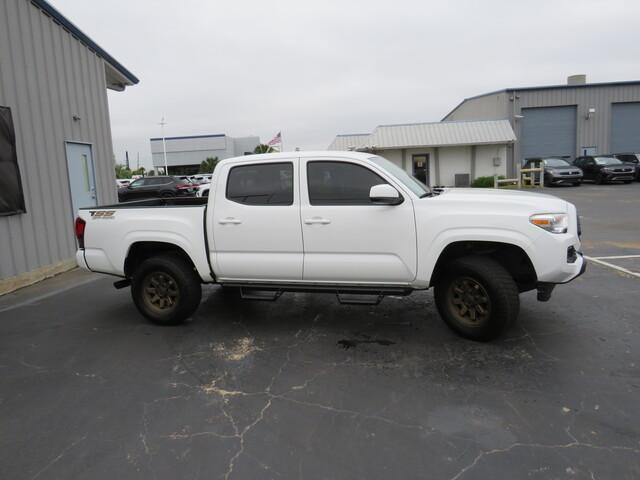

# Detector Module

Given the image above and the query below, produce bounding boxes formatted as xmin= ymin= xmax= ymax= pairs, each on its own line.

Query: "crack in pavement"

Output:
xmin=449 ymin=427 xmax=640 ymax=480
xmin=30 ymin=434 xmax=87 ymax=480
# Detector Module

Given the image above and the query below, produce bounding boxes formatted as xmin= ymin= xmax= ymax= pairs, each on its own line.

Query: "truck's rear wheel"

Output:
xmin=131 ymin=254 xmax=202 ymax=325
xmin=434 ymin=256 xmax=519 ymax=341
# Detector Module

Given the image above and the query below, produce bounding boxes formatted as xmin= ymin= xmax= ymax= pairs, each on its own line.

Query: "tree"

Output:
xmin=253 ymin=144 xmax=275 ymax=154
xmin=199 ymin=157 xmax=219 ymax=174
xmin=114 ymin=164 xmax=132 ymax=179
xmin=131 ymin=167 xmax=146 ymax=177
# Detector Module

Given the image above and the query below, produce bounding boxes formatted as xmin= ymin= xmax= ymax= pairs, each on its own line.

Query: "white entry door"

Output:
xmin=300 ymin=158 xmax=417 ymax=284
xmin=211 ymin=159 xmax=303 ymax=281
xmin=65 ymin=142 xmax=97 ymax=218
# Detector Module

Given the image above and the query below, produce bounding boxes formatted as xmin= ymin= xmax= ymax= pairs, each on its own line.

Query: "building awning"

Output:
xmin=33 ymin=0 xmax=139 ymax=91
xmin=329 ymin=120 xmax=516 ymax=151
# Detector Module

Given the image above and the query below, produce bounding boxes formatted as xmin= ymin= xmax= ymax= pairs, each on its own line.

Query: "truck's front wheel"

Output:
xmin=434 ymin=256 xmax=519 ymax=341
xmin=131 ymin=254 xmax=202 ymax=326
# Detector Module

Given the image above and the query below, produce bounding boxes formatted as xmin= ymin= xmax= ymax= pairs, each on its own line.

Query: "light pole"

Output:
xmin=159 ymin=117 xmax=168 ymax=175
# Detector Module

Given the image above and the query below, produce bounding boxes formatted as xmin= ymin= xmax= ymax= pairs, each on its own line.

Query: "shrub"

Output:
xmin=471 ymin=175 xmax=504 ymax=188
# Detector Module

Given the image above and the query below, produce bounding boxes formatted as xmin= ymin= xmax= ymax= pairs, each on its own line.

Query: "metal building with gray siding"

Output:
xmin=150 ymin=134 xmax=260 ymax=175
xmin=443 ymin=76 xmax=640 ymax=176
xmin=0 ymin=0 xmax=138 ymax=293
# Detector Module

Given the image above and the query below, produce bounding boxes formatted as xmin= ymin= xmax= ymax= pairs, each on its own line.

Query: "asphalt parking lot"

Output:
xmin=1 ymin=183 xmax=639 ymax=479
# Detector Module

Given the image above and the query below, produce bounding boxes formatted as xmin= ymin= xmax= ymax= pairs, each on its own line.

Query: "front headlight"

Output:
xmin=530 ymin=213 xmax=569 ymax=234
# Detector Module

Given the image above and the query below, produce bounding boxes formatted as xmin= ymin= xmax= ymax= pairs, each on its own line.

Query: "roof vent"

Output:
xmin=567 ymin=74 xmax=586 ymax=85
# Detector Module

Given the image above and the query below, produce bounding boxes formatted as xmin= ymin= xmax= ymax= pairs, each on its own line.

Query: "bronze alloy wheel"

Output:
xmin=447 ymin=276 xmax=491 ymax=327
xmin=142 ymin=271 xmax=180 ymax=313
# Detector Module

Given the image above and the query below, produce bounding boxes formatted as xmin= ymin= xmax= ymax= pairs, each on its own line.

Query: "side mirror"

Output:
xmin=369 ymin=184 xmax=403 ymax=205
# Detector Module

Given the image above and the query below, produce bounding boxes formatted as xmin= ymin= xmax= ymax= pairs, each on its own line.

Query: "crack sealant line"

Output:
xmin=584 ymin=256 xmax=640 ymax=279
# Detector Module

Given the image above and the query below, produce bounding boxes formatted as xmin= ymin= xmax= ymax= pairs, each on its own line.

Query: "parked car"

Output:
xmin=116 ymin=179 xmax=131 ymax=188
xmin=523 ymin=157 xmax=583 ymax=186
xmin=76 ymin=151 xmax=585 ymax=342
xmin=573 ymin=155 xmax=635 ymax=184
xmin=610 ymin=153 xmax=640 ymax=181
xmin=117 ymin=176 xmax=196 ymax=202
xmin=196 ymin=183 xmax=211 ymax=197
xmin=190 ymin=175 xmax=211 ymax=184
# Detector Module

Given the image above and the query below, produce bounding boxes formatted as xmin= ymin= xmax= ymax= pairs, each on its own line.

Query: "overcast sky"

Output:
xmin=51 ymin=0 xmax=640 ymax=170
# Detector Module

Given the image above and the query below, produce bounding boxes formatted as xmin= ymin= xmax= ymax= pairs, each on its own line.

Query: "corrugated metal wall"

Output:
xmin=514 ymin=84 xmax=640 ymax=161
xmin=445 ymin=83 xmax=640 ymax=164
xmin=0 ymin=0 xmax=117 ymax=280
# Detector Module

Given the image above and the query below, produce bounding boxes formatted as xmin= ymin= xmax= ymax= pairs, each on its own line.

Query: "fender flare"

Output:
xmin=421 ymin=228 xmax=539 ymax=284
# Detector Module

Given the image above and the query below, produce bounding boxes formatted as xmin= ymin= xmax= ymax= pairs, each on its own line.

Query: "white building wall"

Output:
xmin=370 ymin=145 xmax=509 ymax=187
xmin=439 ymin=146 xmax=472 ymax=186
xmin=475 ymin=145 xmax=508 ymax=179
xmin=377 ymin=148 xmax=437 ymax=186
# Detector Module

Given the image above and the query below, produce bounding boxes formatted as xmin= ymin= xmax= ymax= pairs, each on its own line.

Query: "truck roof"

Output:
xmin=218 ymin=150 xmax=373 ymax=167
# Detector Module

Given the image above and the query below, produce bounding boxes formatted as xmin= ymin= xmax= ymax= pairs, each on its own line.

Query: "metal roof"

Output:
xmin=327 ymin=134 xmax=370 ymax=151
xmin=150 ymin=133 xmax=226 ymax=141
xmin=329 ymin=120 xmax=515 ymax=150
xmin=443 ymin=79 xmax=640 ymax=120
xmin=32 ymin=0 xmax=139 ymax=88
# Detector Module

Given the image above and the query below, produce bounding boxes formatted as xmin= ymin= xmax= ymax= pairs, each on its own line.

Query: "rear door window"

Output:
xmin=226 ymin=162 xmax=293 ymax=205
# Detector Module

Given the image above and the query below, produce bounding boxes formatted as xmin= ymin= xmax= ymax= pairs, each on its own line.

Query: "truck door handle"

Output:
xmin=304 ymin=217 xmax=331 ymax=225
xmin=219 ymin=217 xmax=242 ymax=225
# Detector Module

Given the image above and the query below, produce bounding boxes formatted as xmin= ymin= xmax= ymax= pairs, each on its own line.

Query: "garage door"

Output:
xmin=520 ymin=106 xmax=577 ymax=162
xmin=611 ymin=102 xmax=640 ymax=153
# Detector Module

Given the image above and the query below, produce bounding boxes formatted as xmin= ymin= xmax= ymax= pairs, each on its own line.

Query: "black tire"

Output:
xmin=131 ymin=253 xmax=202 ymax=325
xmin=434 ymin=256 xmax=519 ymax=341
xmin=573 ymin=181 xmax=581 ymax=187
xmin=161 ymin=191 xmax=175 ymax=198
xmin=595 ymin=174 xmax=606 ymax=185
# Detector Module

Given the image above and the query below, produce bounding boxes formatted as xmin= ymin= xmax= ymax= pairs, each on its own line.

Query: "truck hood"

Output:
xmin=432 ymin=188 xmax=569 ymax=213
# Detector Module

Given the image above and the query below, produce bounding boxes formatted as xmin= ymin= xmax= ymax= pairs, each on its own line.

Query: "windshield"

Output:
xmin=594 ymin=156 xmax=622 ymax=165
xmin=369 ymin=156 xmax=431 ymax=197
xmin=543 ymin=158 xmax=571 ymax=167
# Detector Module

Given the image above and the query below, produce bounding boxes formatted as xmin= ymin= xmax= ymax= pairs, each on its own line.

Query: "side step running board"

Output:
xmin=336 ymin=293 xmax=384 ymax=306
xmin=239 ymin=288 xmax=283 ymax=301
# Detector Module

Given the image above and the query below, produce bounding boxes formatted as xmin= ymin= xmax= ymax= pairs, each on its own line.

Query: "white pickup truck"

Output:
xmin=75 ymin=151 xmax=585 ymax=341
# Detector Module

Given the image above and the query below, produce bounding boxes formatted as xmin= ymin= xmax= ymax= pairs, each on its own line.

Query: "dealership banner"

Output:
xmin=0 ymin=106 xmax=26 ymax=216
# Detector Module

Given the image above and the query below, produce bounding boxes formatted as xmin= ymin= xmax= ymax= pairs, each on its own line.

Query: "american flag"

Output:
xmin=267 ymin=132 xmax=282 ymax=146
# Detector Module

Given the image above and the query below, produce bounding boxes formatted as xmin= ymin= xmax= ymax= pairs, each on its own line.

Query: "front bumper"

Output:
xmin=547 ymin=173 xmax=583 ymax=184
xmin=556 ymin=252 xmax=587 ymax=284
xmin=536 ymin=254 xmax=586 ymax=301
xmin=603 ymin=172 xmax=635 ymax=182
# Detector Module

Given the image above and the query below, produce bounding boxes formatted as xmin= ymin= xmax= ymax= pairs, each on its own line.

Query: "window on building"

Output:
xmin=0 ymin=106 xmax=26 ymax=216
xmin=307 ymin=161 xmax=387 ymax=205
xmin=226 ymin=162 xmax=293 ymax=205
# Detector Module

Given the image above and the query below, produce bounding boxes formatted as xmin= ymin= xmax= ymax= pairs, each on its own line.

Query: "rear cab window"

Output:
xmin=226 ymin=162 xmax=293 ymax=205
